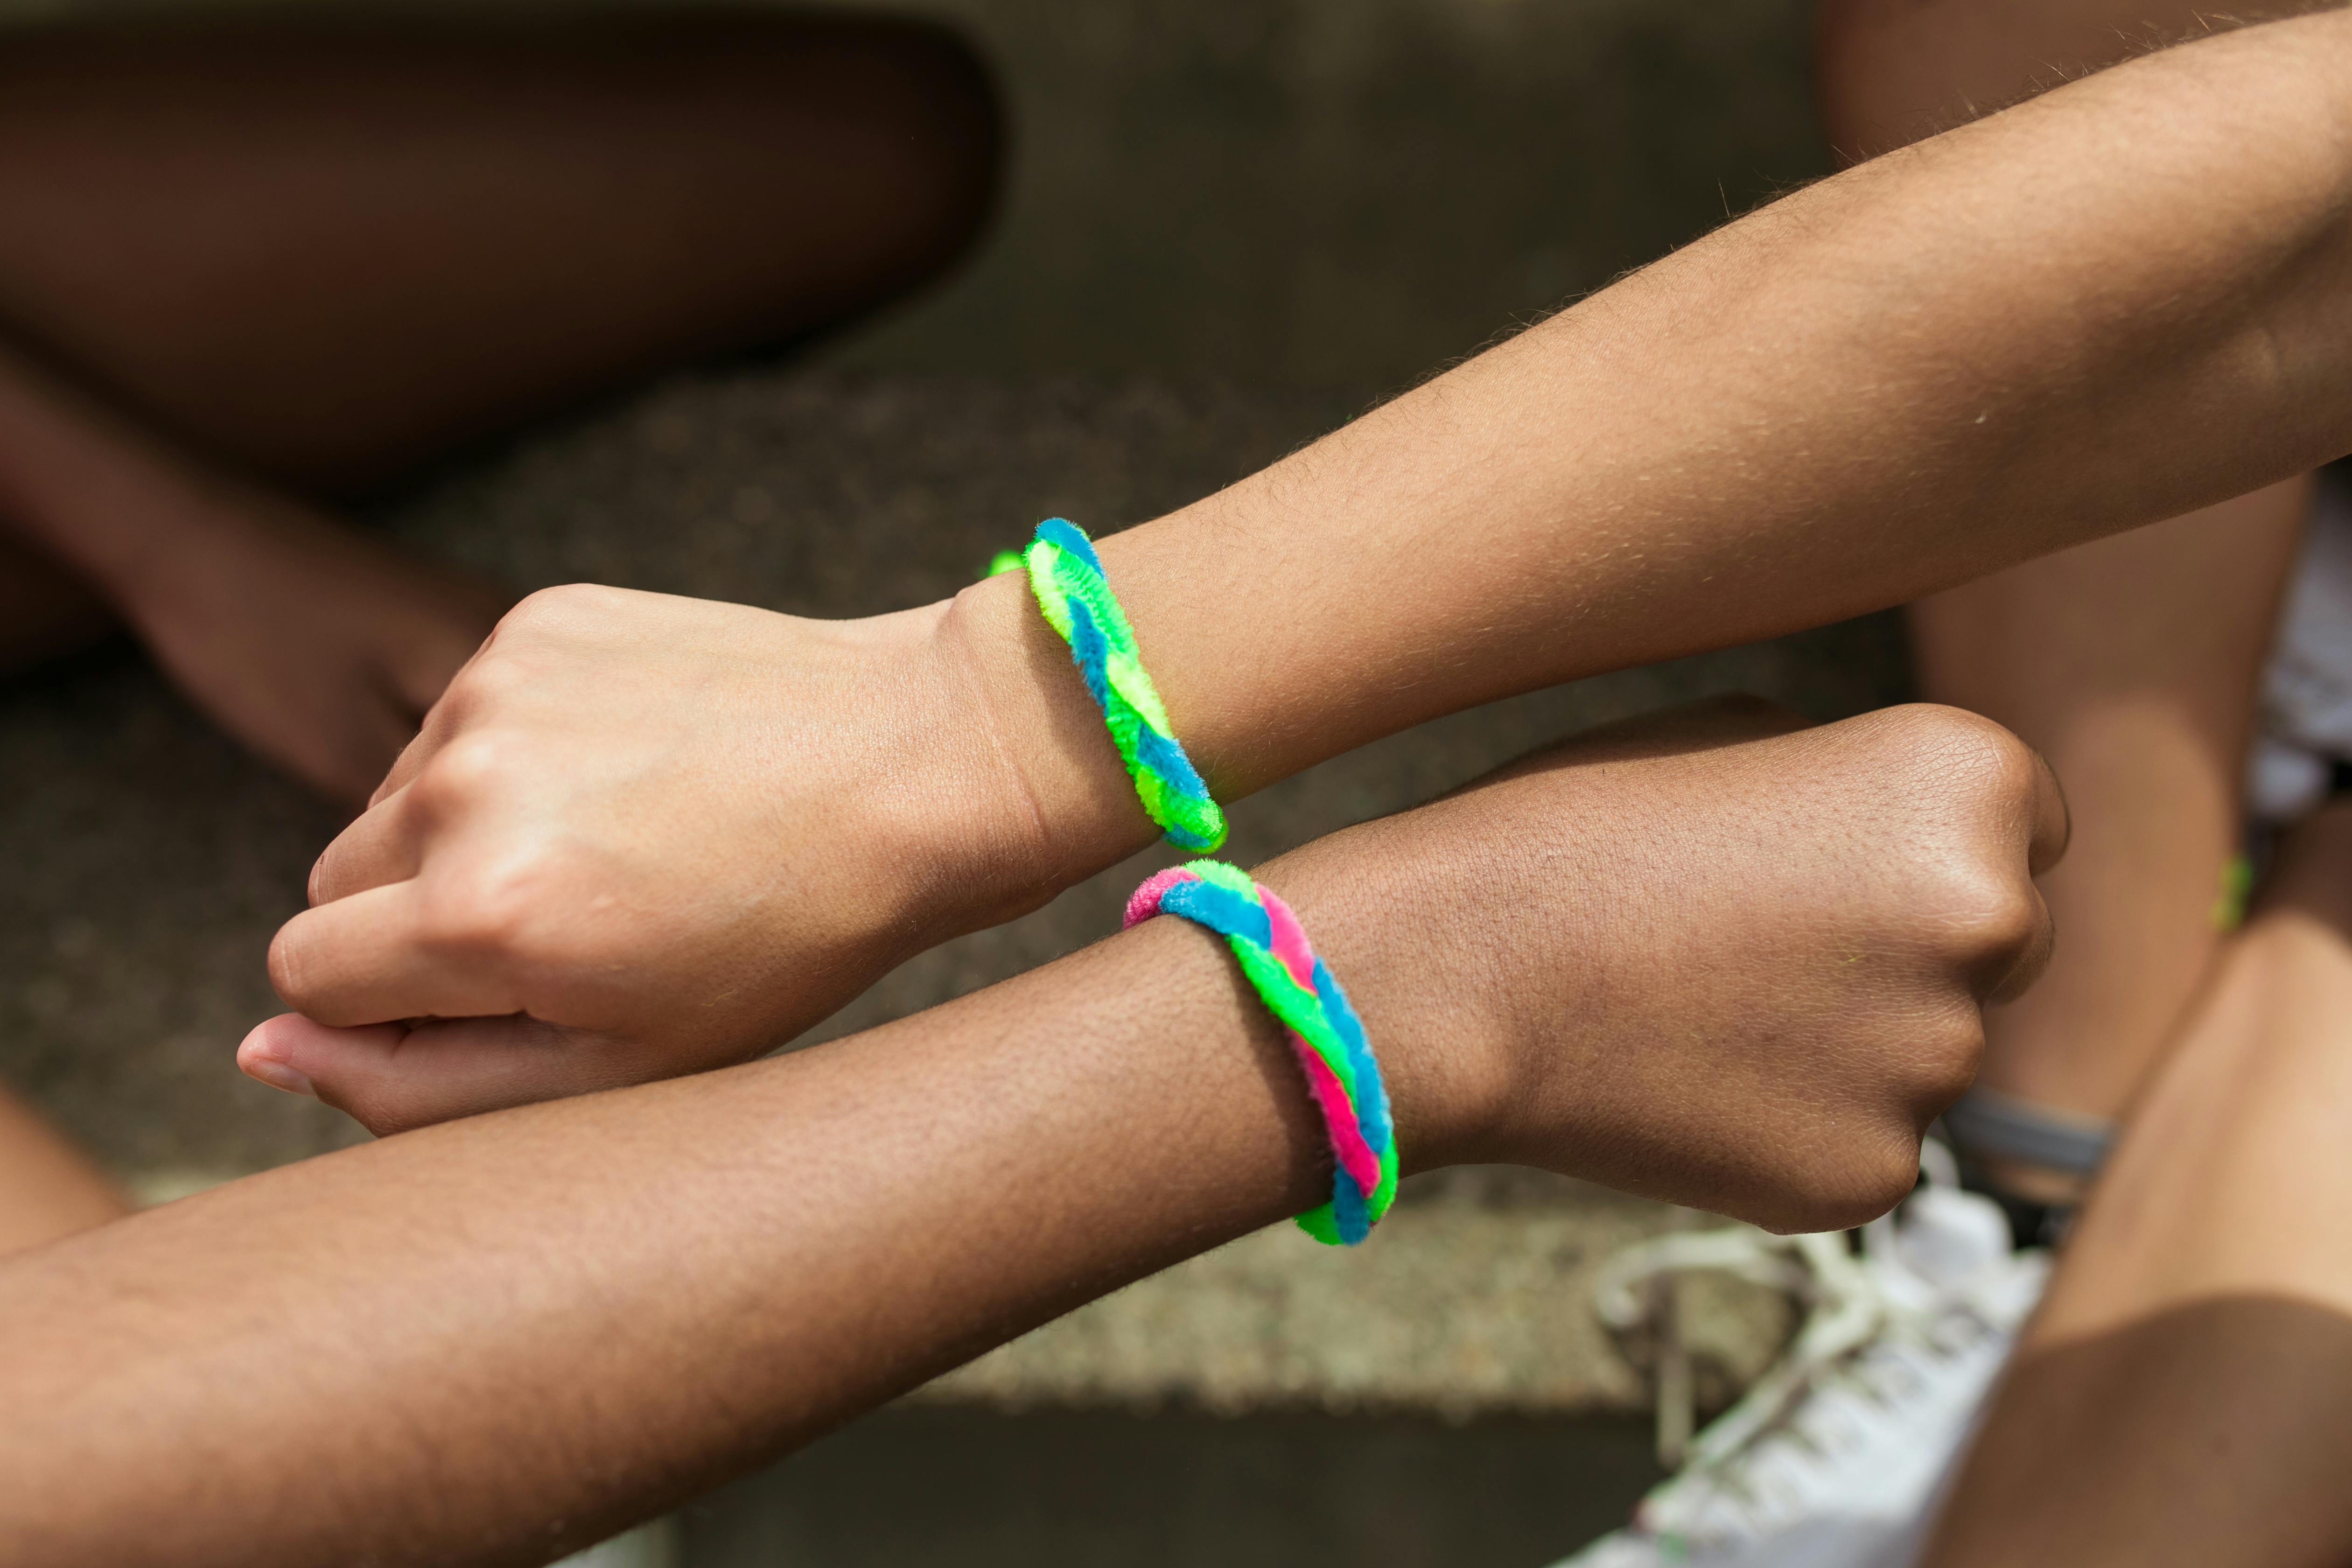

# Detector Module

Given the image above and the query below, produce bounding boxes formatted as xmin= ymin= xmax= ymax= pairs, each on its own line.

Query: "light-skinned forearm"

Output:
xmin=961 ymin=10 xmax=2352 ymax=872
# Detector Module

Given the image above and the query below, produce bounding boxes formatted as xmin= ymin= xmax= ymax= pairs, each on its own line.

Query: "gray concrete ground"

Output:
xmin=683 ymin=1404 xmax=1667 ymax=1568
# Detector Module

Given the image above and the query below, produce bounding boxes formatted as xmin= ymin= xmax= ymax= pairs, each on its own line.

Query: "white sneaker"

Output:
xmin=2251 ymin=467 xmax=2352 ymax=823
xmin=1554 ymin=1149 xmax=2047 ymax=1568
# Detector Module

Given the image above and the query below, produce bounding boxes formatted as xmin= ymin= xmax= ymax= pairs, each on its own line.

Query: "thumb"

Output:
xmin=238 ymin=1012 xmax=646 ymax=1136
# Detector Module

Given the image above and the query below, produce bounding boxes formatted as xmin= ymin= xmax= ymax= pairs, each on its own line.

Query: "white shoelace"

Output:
xmin=1593 ymin=1148 xmax=2033 ymax=1543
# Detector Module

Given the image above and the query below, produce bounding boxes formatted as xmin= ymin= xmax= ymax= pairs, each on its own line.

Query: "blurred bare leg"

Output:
xmin=1906 ymin=489 xmax=2304 ymax=1197
xmin=1814 ymin=1 xmax=2320 ymax=161
xmin=0 ymin=10 xmax=999 ymax=487
xmin=0 ymin=1084 xmax=125 ymax=1256
xmin=1809 ymin=11 xmax=2341 ymax=1555
xmin=1816 ymin=0 xmax=2324 ymax=1203
xmin=1922 ymin=805 xmax=2352 ymax=1568
xmin=0 ymin=11 xmax=998 ymax=801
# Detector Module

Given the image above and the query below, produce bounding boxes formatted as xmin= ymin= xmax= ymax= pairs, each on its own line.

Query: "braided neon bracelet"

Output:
xmin=1125 ymin=860 xmax=1397 ymax=1245
xmin=993 ymin=518 xmax=1226 ymax=854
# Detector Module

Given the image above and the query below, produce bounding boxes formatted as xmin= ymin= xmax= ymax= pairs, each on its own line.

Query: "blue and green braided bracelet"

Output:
xmin=994 ymin=518 xmax=1226 ymax=854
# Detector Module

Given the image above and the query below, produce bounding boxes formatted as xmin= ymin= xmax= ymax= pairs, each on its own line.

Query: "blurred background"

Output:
xmin=0 ymin=1 xmax=1909 ymax=1563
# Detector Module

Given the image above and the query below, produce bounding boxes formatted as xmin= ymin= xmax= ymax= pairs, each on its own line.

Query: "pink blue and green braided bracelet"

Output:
xmin=1126 ymin=860 xmax=1398 ymax=1245
xmin=992 ymin=518 xmax=1226 ymax=854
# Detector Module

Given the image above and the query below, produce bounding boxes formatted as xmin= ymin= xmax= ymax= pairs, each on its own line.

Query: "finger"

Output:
xmin=370 ymin=695 xmax=462 ymax=808
xmin=237 ymin=1014 xmax=389 ymax=1101
xmin=308 ymin=782 xmax=424 ymax=905
xmin=2023 ymin=743 xmax=2071 ymax=878
xmin=1984 ymin=882 xmax=2056 ymax=1005
xmin=240 ymin=1011 xmax=645 ymax=1136
xmin=369 ymin=626 xmax=503 ymax=808
xmin=268 ymin=881 xmax=527 ymax=1026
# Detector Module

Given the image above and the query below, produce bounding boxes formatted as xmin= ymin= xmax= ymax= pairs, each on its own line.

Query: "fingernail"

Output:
xmin=242 ymin=1055 xmax=317 ymax=1099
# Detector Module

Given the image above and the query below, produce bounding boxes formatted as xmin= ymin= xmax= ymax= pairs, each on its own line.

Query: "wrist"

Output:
xmin=931 ymin=567 xmax=1159 ymax=913
xmin=1252 ymin=815 xmax=1524 ymax=1177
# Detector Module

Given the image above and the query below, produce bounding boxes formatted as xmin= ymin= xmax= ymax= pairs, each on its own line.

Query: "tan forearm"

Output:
xmin=0 ymin=918 xmax=1350 ymax=1568
xmin=964 ymin=11 xmax=2352 ymax=871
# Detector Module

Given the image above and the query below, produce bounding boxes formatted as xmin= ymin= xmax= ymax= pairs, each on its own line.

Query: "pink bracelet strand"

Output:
xmin=1125 ymin=860 xmax=1397 ymax=1245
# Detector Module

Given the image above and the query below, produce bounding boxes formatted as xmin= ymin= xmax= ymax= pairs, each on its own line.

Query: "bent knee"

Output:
xmin=865 ymin=23 xmax=1004 ymax=270
xmin=774 ymin=17 xmax=1005 ymax=277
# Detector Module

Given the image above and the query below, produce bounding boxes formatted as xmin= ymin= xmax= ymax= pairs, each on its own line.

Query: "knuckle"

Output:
xmin=1766 ymin=1134 xmax=1923 ymax=1235
xmin=1909 ymin=1012 xmax=1986 ymax=1111
xmin=437 ymin=641 xmax=541 ymax=722
xmin=500 ymin=583 xmax=571 ymax=630
xmin=441 ymin=653 xmax=517 ymax=713
xmin=1877 ymin=1019 xmax=1986 ymax=1146
xmin=1879 ymin=703 xmax=2039 ymax=798
xmin=501 ymin=581 xmax=622 ymax=637
xmin=416 ymin=862 xmax=547 ymax=958
xmin=411 ymin=733 xmax=519 ymax=816
xmin=1848 ymin=1136 xmax=1931 ymax=1224
xmin=1939 ymin=873 xmax=2046 ymax=965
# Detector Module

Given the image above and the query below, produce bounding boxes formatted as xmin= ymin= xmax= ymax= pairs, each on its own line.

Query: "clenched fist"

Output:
xmin=245 ymin=582 xmax=1109 ymax=1130
xmin=1269 ymin=696 xmax=2063 ymax=1229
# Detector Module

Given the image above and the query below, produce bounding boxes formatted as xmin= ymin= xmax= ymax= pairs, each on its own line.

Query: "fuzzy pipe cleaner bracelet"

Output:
xmin=992 ymin=519 xmax=1225 ymax=854
xmin=1125 ymin=860 xmax=1397 ymax=1245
